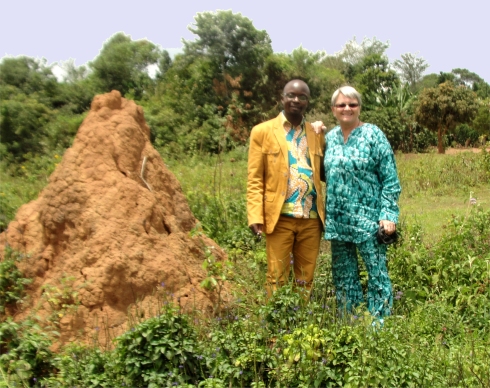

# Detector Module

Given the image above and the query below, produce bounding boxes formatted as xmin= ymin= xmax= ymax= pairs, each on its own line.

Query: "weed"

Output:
xmin=0 ymin=318 xmax=55 ymax=386
xmin=0 ymin=248 xmax=31 ymax=315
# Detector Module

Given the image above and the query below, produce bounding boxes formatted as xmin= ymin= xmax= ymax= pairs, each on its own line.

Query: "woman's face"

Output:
xmin=331 ymin=93 xmax=361 ymax=128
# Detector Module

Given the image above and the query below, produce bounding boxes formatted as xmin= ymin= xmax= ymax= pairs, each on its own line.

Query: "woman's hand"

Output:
xmin=311 ymin=121 xmax=326 ymax=135
xmin=379 ymin=220 xmax=396 ymax=235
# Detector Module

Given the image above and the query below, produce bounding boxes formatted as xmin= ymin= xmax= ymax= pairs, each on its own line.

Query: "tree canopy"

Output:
xmin=89 ymin=32 xmax=162 ymax=99
xmin=415 ymin=82 xmax=479 ymax=153
xmin=393 ymin=53 xmax=429 ymax=92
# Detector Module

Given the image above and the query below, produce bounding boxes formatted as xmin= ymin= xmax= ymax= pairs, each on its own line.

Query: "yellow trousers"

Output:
xmin=265 ymin=216 xmax=322 ymax=298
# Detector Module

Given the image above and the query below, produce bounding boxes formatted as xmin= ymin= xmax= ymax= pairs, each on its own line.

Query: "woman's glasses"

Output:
xmin=335 ymin=103 xmax=359 ymax=109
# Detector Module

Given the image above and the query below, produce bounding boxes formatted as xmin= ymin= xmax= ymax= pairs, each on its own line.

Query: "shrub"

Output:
xmin=390 ymin=206 xmax=490 ymax=329
xmin=46 ymin=344 xmax=121 ymax=387
xmin=114 ymin=304 xmax=203 ymax=387
xmin=0 ymin=248 xmax=31 ymax=314
xmin=452 ymin=123 xmax=480 ymax=147
xmin=0 ymin=318 xmax=55 ymax=386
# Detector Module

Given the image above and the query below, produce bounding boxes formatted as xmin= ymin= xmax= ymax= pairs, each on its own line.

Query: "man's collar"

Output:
xmin=281 ymin=111 xmax=305 ymax=129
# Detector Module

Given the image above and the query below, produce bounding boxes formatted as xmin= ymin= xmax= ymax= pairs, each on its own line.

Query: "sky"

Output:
xmin=1 ymin=0 xmax=489 ymax=83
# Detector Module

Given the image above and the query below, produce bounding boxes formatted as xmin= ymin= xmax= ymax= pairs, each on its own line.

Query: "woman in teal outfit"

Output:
xmin=323 ymin=86 xmax=401 ymax=318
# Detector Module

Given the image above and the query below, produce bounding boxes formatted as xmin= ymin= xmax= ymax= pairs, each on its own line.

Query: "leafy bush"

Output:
xmin=0 ymin=248 xmax=31 ymax=314
xmin=0 ymin=318 xmax=55 ymax=386
xmin=452 ymin=123 xmax=480 ymax=147
xmin=114 ymin=304 xmax=203 ymax=387
xmin=46 ymin=344 xmax=121 ymax=387
xmin=390 ymin=206 xmax=490 ymax=329
xmin=43 ymin=113 xmax=85 ymax=150
xmin=0 ymin=92 xmax=53 ymax=163
xmin=0 ymin=150 xmax=62 ymax=230
xmin=361 ymin=108 xmax=436 ymax=153
xmin=202 ymin=313 xmax=273 ymax=385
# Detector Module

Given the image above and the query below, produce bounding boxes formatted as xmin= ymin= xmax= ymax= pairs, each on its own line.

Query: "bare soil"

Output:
xmin=0 ymin=91 xmax=229 ymax=348
xmin=444 ymin=147 xmax=490 ymax=154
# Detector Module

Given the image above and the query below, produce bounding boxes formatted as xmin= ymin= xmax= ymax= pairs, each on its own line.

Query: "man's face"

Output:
xmin=282 ymin=81 xmax=309 ymax=116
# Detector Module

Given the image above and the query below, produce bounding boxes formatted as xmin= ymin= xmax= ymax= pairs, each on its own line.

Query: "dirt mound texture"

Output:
xmin=1 ymin=91 xmax=227 ymax=346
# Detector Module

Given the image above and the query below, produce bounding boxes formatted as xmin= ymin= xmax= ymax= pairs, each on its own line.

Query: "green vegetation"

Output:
xmin=1 ymin=150 xmax=489 ymax=387
xmin=0 ymin=249 xmax=32 ymax=314
xmin=1 ymin=9 xmax=489 ymax=386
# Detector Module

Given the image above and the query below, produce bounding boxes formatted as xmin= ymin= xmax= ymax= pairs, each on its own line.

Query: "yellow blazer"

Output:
xmin=247 ymin=113 xmax=326 ymax=234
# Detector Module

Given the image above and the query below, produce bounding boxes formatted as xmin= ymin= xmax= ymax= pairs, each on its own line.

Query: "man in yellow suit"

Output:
xmin=247 ymin=79 xmax=325 ymax=299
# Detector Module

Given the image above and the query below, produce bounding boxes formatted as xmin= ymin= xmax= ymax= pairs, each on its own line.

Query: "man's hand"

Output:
xmin=249 ymin=223 xmax=263 ymax=240
xmin=311 ymin=121 xmax=326 ymax=135
xmin=379 ymin=220 xmax=396 ymax=235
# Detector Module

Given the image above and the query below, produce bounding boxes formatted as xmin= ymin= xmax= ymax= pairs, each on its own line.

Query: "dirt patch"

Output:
xmin=445 ymin=147 xmax=490 ymax=154
xmin=400 ymin=147 xmax=489 ymax=159
xmin=0 ymin=91 xmax=229 ymax=348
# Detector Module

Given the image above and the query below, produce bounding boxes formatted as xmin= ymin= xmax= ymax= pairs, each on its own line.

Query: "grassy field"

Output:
xmin=396 ymin=151 xmax=490 ymax=239
xmin=165 ymin=148 xmax=490 ymax=240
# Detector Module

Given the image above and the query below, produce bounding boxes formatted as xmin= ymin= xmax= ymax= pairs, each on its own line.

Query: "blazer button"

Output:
xmin=284 ymin=173 xmax=287 ymax=177
xmin=281 ymin=192 xmax=285 ymax=196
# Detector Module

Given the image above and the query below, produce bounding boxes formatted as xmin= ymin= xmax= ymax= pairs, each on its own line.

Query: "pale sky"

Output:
xmin=1 ymin=0 xmax=489 ymax=83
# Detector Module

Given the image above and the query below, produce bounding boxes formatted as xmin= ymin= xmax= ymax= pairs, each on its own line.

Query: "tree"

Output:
xmin=58 ymin=59 xmax=89 ymax=84
xmin=0 ymin=92 xmax=53 ymax=161
xmin=451 ymin=68 xmax=483 ymax=86
xmin=417 ymin=73 xmax=439 ymax=91
xmin=415 ymin=81 xmax=479 ymax=153
xmin=451 ymin=68 xmax=490 ymax=99
xmin=167 ymin=10 xmax=276 ymax=151
xmin=371 ymin=84 xmax=419 ymax=151
xmin=156 ymin=50 xmax=172 ymax=80
xmin=472 ymin=99 xmax=490 ymax=139
xmin=0 ymin=56 xmax=59 ymax=104
xmin=89 ymin=33 xmax=161 ymax=99
xmin=392 ymin=53 xmax=429 ymax=92
xmin=183 ymin=10 xmax=272 ymax=99
xmin=352 ymin=54 xmax=400 ymax=109
xmin=336 ymin=36 xmax=390 ymax=67
xmin=279 ymin=47 xmax=345 ymax=113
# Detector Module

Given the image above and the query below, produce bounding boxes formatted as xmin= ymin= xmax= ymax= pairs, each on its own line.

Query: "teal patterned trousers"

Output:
xmin=331 ymin=237 xmax=392 ymax=317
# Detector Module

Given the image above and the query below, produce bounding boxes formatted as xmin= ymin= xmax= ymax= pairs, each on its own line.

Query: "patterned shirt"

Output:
xmin=324 ymin=123 xmax=401 ymax=242
xmin=280 ymin=112 xmax=318 ymax=219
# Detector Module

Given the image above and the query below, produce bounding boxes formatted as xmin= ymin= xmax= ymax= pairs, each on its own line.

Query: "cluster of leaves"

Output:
xmin=0 ymin=248 xmax=31 ymax=314
xmin=0 ymin=318 xmax=55 ymax=386
xmin=390 ymin=205 xmax=490 ymax=329
xmin=0 ymin=150 xmax=61 ymax=231
xmin=0 ymin=57 xmax=92 ymax=165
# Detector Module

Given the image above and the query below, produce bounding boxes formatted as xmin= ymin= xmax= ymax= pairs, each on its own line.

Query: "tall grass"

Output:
xmin=397 ymin=150 xmax=490 ymax=198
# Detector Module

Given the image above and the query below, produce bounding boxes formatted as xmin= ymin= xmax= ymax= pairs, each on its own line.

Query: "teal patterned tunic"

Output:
xmin=324 ymin=123 xmax=401 ymax=243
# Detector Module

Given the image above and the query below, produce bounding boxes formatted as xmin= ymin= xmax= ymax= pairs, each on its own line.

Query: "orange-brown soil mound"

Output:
xmin=0 ymin=91 xmax=228 ymax=347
